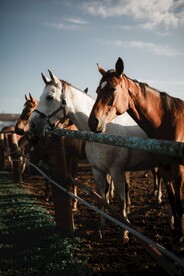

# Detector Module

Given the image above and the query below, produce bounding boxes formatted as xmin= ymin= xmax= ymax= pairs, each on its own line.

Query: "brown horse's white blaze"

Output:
xmin=88 ymin=57 xmax=184 ymax=246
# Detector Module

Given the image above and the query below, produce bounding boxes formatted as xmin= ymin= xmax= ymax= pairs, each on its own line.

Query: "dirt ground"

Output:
xmin=20 ymin=162 xmax=184 ymax=275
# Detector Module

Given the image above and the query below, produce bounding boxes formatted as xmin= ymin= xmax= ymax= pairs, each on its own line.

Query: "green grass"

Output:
xmin=0 ymin=171 xmax=90 ymax=275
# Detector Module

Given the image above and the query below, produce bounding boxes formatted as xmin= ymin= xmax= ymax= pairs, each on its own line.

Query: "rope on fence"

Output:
xmin=11 ymin=155 xmax=184 ymax=271
xmin=46 ymin=128 xmax=184 ymax=161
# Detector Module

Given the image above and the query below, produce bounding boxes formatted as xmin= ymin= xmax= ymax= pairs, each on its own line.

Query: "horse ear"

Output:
xmin=115 ymin=57 xmax=124 ymax=77
xmin=83 ymin=87 xmax=88 ymax=94
xmin=41 ymin=72 xmax=50 ymax=85
xmin=48 ymin=69 xmax=60 ymax=86
xmin=97 ymin=63 xmax=106 ymax=76
xmin=25 ymin=94 xmax=28 ymax=101
xmin=29 ymin=93 xmax=33 ymax=102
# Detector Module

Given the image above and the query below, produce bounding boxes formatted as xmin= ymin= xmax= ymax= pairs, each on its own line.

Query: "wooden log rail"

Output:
xmin=46 ymin=129 xmax=184 ymax=162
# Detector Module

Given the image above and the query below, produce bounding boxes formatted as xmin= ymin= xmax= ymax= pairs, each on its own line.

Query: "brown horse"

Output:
xmin=15 ymin=93 xmax=38 ymax=136
xmin=88 ymin=57 xmax=184 ymax=246
xmin=15 ymin=94 xmax=86 ymax=210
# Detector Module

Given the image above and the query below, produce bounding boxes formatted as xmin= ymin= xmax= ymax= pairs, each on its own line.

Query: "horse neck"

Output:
xmin=18 ymin=102 xmax=37 ymax=131
xmin=65 ymin=86 xmax=94 ymax=131
xmin=124 ymin=76 xmax=163 ymax=137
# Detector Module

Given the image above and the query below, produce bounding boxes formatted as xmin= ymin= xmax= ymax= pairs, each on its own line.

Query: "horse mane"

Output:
xmin=61 ymin=79 xmax=84 ymax=93
xmin=160 ymin=92 xmax=184 ymax=116
xmin=127 ymin=76 xmax=184 ymax=117
xmin=61 ymin=79 xmax=94 ymax=100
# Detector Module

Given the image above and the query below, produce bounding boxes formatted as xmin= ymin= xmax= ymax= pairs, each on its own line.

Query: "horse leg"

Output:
xmin=152 ymin=167 xmax=162 ymax=204
xmin=173 ymin=167 xmax=184 ymax=245
xmin=125 ymin=171 xmax=131 ymax=214
xmin=165 ymin=164 xmax=184 ymax=246
xmin=92 ymin=168 xmax=108 ymax=239
xmin=165 ymin=181 xmax=176 ymax=232
xmin=111 ymin=170 xmax=130 ymax=242
xmin=105 ymin=174 xmax=114 ymax=203
xmin=157 ymin=169 xmax=162 ymax=204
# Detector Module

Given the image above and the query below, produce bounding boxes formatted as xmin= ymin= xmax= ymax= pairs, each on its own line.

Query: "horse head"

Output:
xmin=88 ymin=57 xmax=129 ymax=133
xmin=15 ymin=93 xmax=38 ymax=135
xmin=29 ymin=70 xmax=69 ymax=136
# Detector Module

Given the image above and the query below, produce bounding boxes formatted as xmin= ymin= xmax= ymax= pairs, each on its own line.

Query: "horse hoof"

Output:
xmin=117 ymin=231 xmax=129 ymax=243
xmin=97 ymin=230 xmax=103 ymax=240
xmin=123 ymin=231 xmax=130 ymax=244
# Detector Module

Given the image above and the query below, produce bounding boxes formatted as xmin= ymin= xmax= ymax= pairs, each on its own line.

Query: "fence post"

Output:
xmin=0 ymin=133 xmax=5 ymax=170
xmin=8 ymin=133 xmax=22 ymax=183
xmin=49 ymin=135 xmax=74 ymax=234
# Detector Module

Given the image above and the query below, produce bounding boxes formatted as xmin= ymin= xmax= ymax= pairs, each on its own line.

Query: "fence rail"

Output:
xmin=2 ymin=127 xmax=184 ymax=274
xmin=47 ymin=128 xmax=184 ymax=161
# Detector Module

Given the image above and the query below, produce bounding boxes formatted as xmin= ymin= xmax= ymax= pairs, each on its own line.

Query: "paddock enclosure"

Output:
xmin=0 ymin=125 xmax=184 ymax=275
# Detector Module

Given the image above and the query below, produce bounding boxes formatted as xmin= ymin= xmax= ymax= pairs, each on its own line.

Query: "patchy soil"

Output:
xmin=1 ymin=163 xmax=184 ymax=275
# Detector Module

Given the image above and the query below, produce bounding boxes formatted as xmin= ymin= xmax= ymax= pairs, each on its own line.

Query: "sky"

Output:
xmin=0 ymin=0 xmax=184 ymax=114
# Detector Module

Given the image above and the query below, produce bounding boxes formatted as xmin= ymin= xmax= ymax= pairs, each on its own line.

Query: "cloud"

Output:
xmin=99 ymin=39 xmax=183 ymax=56
xmin=67 ymin=18 xmax=88 ymax=25
xmin=44 ymin=17 xmax=88 ymax=30
xmin=82 ymin=0 xmax=184 ymax=29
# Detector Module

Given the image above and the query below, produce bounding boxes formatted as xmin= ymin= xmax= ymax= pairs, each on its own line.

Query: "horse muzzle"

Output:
xmin=88 ymin=116 xmax=106 ymax=133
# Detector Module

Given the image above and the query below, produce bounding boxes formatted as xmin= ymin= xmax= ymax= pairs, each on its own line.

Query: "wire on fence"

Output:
xmin=10 ymin=154 xmax=184 ymax=271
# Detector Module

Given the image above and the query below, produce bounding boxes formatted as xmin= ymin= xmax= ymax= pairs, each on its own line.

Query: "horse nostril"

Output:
xmin=88 ymin=117 xmax=99 ymax=132
xmin=93 ymin=118 xmax=99 ymax=130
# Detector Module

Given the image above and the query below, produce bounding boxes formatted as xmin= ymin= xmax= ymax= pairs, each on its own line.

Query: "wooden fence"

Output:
xmin=0 ymin=128 xmax=184 ymax=274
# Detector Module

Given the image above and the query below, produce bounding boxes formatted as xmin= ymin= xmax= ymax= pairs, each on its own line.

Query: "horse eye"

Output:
xmin=46 ymin=95 xmax=53 ymax=101
xmin=111 ymin=87 xmax=116 ymax=93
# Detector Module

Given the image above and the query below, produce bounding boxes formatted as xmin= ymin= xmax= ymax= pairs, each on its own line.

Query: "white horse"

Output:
xmin=29 ymin=70 xmax=161 ymax=240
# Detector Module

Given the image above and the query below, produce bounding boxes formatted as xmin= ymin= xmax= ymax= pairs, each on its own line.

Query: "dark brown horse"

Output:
xmin=88 ymin=57 xmax=184 ymax=246
xmin=15 ymin=94 xmax=86 ymax=210
xmin=0 ymin=125 xmax=27 ymax=174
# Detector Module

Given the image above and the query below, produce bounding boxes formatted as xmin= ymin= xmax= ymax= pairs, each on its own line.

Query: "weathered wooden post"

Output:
xmin=0 ymin=133 xmax=5 ymax=170
xmin=8 ymin=133 xmax=22 ymax=183
xmin=49 ymin=135 xmax=74 ymax=234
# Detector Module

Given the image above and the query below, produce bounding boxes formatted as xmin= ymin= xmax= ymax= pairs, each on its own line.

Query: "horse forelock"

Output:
xmin=101 ymin=70 xmax=123 ymax=89
xmin=102 ymin=69 xmax=116 ymax=81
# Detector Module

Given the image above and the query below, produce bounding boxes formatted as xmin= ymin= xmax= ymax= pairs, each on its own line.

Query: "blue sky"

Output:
xmin=0 ymin=0 xmax=184 ymax=113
